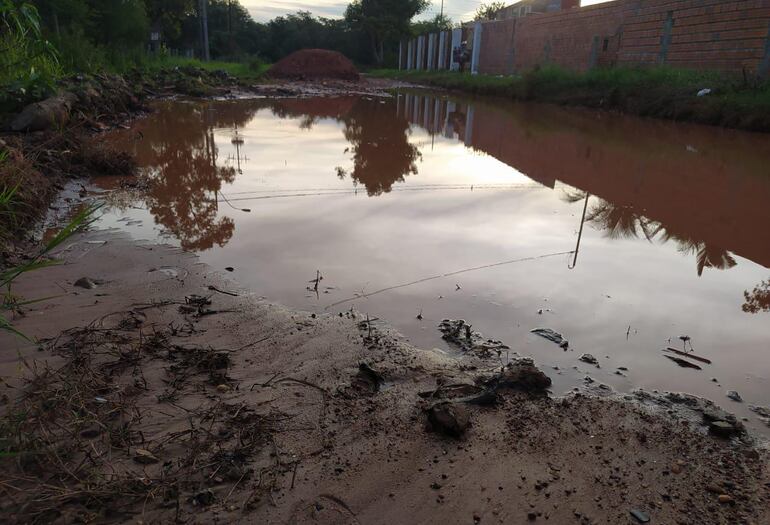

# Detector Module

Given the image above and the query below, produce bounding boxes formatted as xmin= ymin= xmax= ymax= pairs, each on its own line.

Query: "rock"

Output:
xmin=709 ymin=420 xmax=739 ymax=437
xmin=74 ymin=277 xmax=98 ymax=289
xmin=579 ymin=353 xmax=598 ymax=366
xmin=427 ymin=402 xmax=470 ymax=438
xmin=11 ymin=92 xmax=78 ymax=132
xmin=133 ymin=448 xmax=159 ymax=464
xmin=192 ymin=489 xmax=215 ymax=506
xmin=495 ymin=358 xmax=552 ymax=392
xmin=629 ymin=509 xmax=650 ymax=523
xmin=216 ymin=384 xmax=231 ymax=393
xmin=726 ymin=390 xmax=742 ymax=402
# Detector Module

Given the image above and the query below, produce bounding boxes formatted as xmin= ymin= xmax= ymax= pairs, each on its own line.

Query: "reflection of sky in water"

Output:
xmin=97 ymin=94 xmax=770 ymax=436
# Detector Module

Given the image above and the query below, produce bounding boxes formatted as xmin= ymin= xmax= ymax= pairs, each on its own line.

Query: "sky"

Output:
xmin=246 ymin=0 xmax=611 ymax=23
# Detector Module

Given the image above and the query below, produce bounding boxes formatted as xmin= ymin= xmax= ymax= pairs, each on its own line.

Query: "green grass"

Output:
xmin=138 ymin=56 xmax=269 ymax=82
xmin=369 ymin=66 xmax=770 ymax=131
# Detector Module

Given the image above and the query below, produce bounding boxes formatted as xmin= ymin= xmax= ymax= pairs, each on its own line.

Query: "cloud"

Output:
xmin=245 ymin=0 xmax=613 ymax=24
xmin=244 ymin=0 xmax=348 ymax=21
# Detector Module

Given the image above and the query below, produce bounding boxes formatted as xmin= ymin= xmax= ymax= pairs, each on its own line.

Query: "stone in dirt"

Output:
xmin=629 ymin=509 xmax=650 ymax=523
xmin=491 ymin=358 xmax=552 ymax=392
xmin=10 ymin=92 xmax=78 ymax=132
xmin=709 ymin=420 xmax=740 ymax=437
xmin=579 ymin=353 xmax=599 ymax=366
xmin=726 ymin=390 xmax=742 ymax=402
xmin=426 ymin=401 xmax=470 ymax=438
xmin=74 ymin=277 xmax=99 ymax=289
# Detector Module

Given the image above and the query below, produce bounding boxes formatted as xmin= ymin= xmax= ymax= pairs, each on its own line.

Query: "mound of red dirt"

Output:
xmin=268 ymin=49 xmax=360 ymax=82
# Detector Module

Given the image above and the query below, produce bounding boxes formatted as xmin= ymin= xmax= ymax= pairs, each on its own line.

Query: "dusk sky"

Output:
xmin=246 ymin=0 xmax=612 ymax=23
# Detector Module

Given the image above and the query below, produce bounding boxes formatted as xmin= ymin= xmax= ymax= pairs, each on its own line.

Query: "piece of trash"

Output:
xmin=629 ymin=509 xmax=650 ymax=523
xmin=94 ymin=396 xmax=108 ymax=403
xmin=663 ymin=347 xmax=711 ymax=364
xmin=696 ymin=88 xmax=712 ymax=97
xmin=665 ymin=355 xmax=702 ymax=370
xmin=726 ymin=390 xmax=742 ymax=402
xmin=133 ymin=448 xmax=159 ymax=464
xmin=225 ymin=266 xmax=234 ymax=272
xmin=530 ymin=328 xmax=568 ymax=348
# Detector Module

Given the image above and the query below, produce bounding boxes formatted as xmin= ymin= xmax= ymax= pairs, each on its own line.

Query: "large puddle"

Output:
xmin=99 ymin=92 xmax=770 ymax=434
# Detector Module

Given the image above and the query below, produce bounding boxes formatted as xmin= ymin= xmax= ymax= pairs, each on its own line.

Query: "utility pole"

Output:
xmin=199 ymin=0 xmax=210 ymax=61
xmin=440 ymin=0 xmax=444 ymax=19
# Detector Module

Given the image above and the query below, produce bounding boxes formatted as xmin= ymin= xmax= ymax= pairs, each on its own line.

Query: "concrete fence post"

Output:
xmin=398 ymin=41 xmax=403 ymax=70
xmin=759 ymin=22 xmax=770 ymax=78
xmin=471 ymin=22 xmax=483 ymax=75
xmin=658 ymin=11 xmax=675 ymax=64
xmin=438 ymin=31 xmax=447 ymax=70
xmin=407 ymin=39 xmax=414 ymax=70
xmin=427 ymin=33 xmax=436 ymax=70
xmin=417 ymin=36 xmax=425 ymax=70
xmin=450 ymin=28 xmax=462 ymax=71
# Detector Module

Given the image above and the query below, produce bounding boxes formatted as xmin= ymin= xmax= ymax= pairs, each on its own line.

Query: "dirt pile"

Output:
xmin=268 ymin=49 xmax=360 ymax=81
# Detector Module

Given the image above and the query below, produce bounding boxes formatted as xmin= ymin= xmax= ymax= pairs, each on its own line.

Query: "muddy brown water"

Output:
xmin=98 ymin=93 xmax=770 ymax=436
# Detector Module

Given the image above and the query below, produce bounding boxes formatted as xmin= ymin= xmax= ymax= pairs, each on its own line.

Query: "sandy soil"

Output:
xmin=0 ymin=225 xmax=768 ymax=525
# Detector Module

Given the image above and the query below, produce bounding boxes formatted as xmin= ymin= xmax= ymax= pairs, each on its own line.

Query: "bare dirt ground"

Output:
xmin=1 ymin=226 xmax=768 ymax=524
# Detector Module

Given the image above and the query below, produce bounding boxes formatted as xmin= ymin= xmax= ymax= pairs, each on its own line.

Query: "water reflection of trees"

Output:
xmin=340 ymin=100 xmax=421 ymax=196
xmin=270 ymin=97 xmax=421 ymax=196
xmin=742 ymin=279 xmax=770 ymax=313
xmin=131 ymin=102 xmax=259 ymax=251
xmin=565 ymin=191 xmax=738 ymax=277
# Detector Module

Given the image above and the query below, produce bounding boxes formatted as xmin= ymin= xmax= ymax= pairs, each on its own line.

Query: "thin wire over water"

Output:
xmin=324 ymin=250 xmax=576 ymax=309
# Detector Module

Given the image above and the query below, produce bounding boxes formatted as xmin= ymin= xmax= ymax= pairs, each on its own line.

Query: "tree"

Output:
xmin=411 ymin=14 xmax=452 ymax=36
xmin=345 ymin=0 xmax=429 ymax=65
xmin=474 ymin=1 xmax=506 ymax=21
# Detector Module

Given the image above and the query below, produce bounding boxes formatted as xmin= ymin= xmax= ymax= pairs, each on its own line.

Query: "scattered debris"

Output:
xmin=438 ymin=319 xmax=510 ymax=357
xmin=663 ymin=346 xmax=712 ymax=364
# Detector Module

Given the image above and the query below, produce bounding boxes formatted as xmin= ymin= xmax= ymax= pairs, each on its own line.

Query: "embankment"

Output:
xmin=369 ymin=66 xmax=770 ymax=132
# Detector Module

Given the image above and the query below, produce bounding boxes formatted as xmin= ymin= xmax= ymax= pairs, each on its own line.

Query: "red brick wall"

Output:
xmin=618 ymin=0 xmax=770 ymax=72
xmin=474 ymin=0 xmax=770 ymax=75
xmin=478 ymin=20 xmax=518 ymax=75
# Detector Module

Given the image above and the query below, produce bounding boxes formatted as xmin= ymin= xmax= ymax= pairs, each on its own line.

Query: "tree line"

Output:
xmin=16 ymin=0 xmax=465 ymax=70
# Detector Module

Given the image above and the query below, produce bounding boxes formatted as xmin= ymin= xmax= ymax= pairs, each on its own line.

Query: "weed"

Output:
xmin=1 ymin=204 xmax=101 ymax=340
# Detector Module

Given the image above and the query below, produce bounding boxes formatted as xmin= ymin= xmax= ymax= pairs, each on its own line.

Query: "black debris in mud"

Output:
xmin=438 ymin=319 xmax=510 ymax=357
xmin=530 ymin=327 xmax=569 ymax=349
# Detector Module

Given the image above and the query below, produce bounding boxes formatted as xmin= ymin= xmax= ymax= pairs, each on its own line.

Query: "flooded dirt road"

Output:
xmin=100 ymin=93 xmax=770 ymax=435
